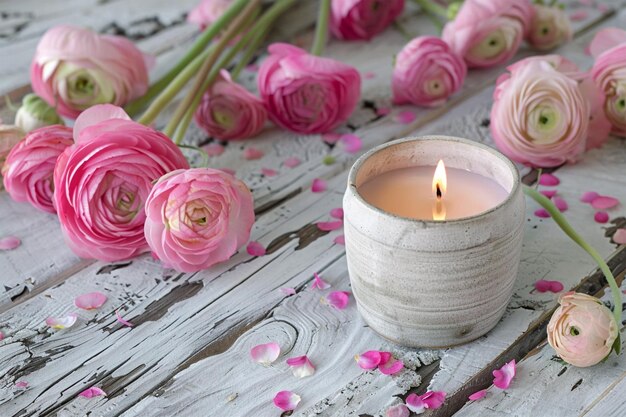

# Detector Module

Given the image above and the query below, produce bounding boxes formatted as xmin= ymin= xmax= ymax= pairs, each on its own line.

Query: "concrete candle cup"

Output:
xmin=343 ymin=136 xmax=525 ymax=348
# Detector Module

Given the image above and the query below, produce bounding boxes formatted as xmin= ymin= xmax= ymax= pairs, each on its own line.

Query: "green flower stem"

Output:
xmin=163 ymin=0 xmax=262 ymax=138
xmin=413 ymin=0 xmax=449 ymax=19
xmin=523 ymin=185 xmax=622 ymax=324
xmin=125 ymin=0 xmax=251 ymax=117
xmin=231 ymin=24 xmax=271 ymax=81
xmin=177 ymin=144 xmax=209 ymax=168
xmin=171 ymin=0 xmax=296 ymax=143
xmin=311 ymin=0 xmax=331 ymax=56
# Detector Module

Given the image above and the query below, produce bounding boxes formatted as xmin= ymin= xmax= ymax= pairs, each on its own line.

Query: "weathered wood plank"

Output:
xmin=582 ymin=371 xmax=626 ymax=417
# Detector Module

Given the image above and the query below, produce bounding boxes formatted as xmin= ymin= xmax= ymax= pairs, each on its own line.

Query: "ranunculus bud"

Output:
xmin=590 ymin=28 xmax=626 ymax=137
xmin=54 ymin=105 xmax=189 ymax=262
xmin=3 ymin=125 xmax=73 ymax=213
xmin=490 ymin=55 xmax=609 ymax=167
xmin=194 ymin=70 xmax=267 ymax=140
xmin=0 ymin=125 xmax=25 ymax=172
xmin=330 ymin=0 xmax=405 ymax=41
xmin=547 ymin=292 xmax=618 ymax=367
xmin=392 ymin=36 xmax=466 ymax=107
xmin=527 ymin=4 xmax=572 ymax=51
xmin=258 ymin=43 xmax=361 ymax=134
xmin=14 ymin=93 xmax=64 ymax=133
xmin=30 ymin=25 xmax=151 ymax=119
xmin=144 ymin=168 xmax=254 ymax=272
xmin=442 ymin=0 xmax=533 ymax=69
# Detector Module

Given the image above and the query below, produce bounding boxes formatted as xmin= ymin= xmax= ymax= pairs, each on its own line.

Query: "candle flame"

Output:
xmin=432 ymin=159 xmax=447 ymax=200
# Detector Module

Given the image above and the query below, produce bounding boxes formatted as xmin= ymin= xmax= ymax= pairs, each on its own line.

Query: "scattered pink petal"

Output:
xmin=203 ymin=143 xmax=225 ymax=156
xmin=311 ymin=178 xmax=327 ymax=193
xmin=243 ymin=147 xmax=264 ymax=160
xmin=493 ymin=360 xmax=516 ymax=389
xmin=386 ymin=404 xmax=410 ymax=417
xmin=553 ymin=197 xmax=568 ymax=212
xmin=322 ymin=133 xmax=341 ymax=144
xmin=394 ymin=110 xmax=416 ymax=124
xmin=591 ymin=196 xmax=619 ymax=210
xmin=339 ymin=133 xmax=362 ymax=154
xmin=534 ymin=279 xmax=564 ymax=293
xmin=539 ymin=173 xmax=560 ymax=186
xmin=115 ymin=309 xmax=133 ymax=327
xmin=325 ymin=291 xmax=351 ymax=310
xmin=377 ymin=107 xmax=391 ymax=116
xmin=355 ymin=350 xmax=383 ymax=370
xmin=286 ymin=355 xmax=316 ymax=378
xmin=330 ymin=208 xmax=344 ymax=219
xmin=279 ymin=287 xmax=296 ymax=296
xmin=284 ymin=157 xmax=302 ymax=168
xmin=570 ymin=10 xmax=588 ymax=21
xmin=540 ymin=190 xmax=557 ymax=199
xmin=468 ymin=389 xmax=487 ymax=401
xmin=261 ymin=168 xmax=278 ymax=177
xmin=15 ymin=381 xmax=28 ymax=389
xmin=0 ymin=331 xmax=3 ymax=341
xmin=406 ymin=391 xmax=447 ymax=413
xmin=311 ymin=272 xmax=331 ymax=290
xmin=379 ymin=352 xmax=404 ymax=375
xmin=46 ymin=313 xmax=78 ymax=330
xmin=317 ymin=220 xmax=343 ymax=231
xmin=247 ymin=241 xmax=266 ymax=256
xmin=74 ymin=292 xmax=107 ymax=310
xmin=334 ymin=235 xmax=346 ymax=245
xmin=534 ymin=208 xmax=550 ymax=218
xmin=581 ymin=191 xmax=599 ymax=203
xmin=250 ymin=342 xmax=280 ymax=365
xmin=219 ymin=168 xmax=236 ymax=176
xmin=78 ymin=387 xmax=106 ymax=398
xmin=613 ymin=228 xmax=626 ymax=245
xmin=363 ymin=71 xmax=376 ymax=79
xmin=594 ymin=211 xmax=609 ymax=223
xmin=273 ymin=390 xmax=301 ymax=411
xmin=0 ymin=236 xmax=21 ymax=251
xmin=245 ymin=64 xmax=259 ymax=73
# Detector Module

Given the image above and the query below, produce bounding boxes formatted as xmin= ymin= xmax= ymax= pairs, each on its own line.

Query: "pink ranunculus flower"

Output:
xmin=547 ymin=292 xmax=618 ymax=367
xmin=144 ymin=168 xmax=254 ymax=272
xmin=330 ymin=0 xmax=405 ymax=41
xmin=0 ymin=125 xmax=25 ymax=171
xmin=442 ymin=0 xmax=534 ymax=69
xmin=258 ymin=43 xmax=361 ymax=134
xmin=194 ymin=70 xmax=267 ymax=140
xmin=54 ymin=105 xmax=188 ymax=262
xmin=392 ymin=36 xmax=467 ymax=107
xmin=490 ymin=55 xmax=598 ymax=167
xmin=3 ymin=125 xmax=73 ymax=213
xmin=30 ymin=25 xmax=151 ymax=119
xmin=527 ymin=4 xmax=572 ymax=51
xmin=187 ymin=0 xmax=233 ymax=30
xmin=590 ymin=28 xmax=626 ymax=137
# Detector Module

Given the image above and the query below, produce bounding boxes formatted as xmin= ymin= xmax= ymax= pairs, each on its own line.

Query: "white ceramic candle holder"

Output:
xmin=343 ymin=136 xmax=525 ymax=348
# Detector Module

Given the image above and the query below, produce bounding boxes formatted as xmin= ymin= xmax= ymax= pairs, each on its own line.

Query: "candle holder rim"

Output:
xmin=347 ymin=135 xmax=521 ymax=225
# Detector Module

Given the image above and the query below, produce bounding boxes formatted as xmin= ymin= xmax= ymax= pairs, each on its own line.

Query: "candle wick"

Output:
xmin=436 ymin=184 xmax=442 ymax=200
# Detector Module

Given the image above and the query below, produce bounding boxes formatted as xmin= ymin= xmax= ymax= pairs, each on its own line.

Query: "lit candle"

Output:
xmin=358 ymin=159 xmax=508 ymax=221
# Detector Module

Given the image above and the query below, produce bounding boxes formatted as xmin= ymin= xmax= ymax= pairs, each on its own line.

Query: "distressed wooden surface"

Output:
xmin=0 ymin=1 xmax=625 ymax=417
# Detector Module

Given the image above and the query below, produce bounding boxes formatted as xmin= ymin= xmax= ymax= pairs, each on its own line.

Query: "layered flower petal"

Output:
xmin=247 ymin=241 xmax=267 ymax=257
xmin=0 ymin=236 xmax=21 ymax=251
xmin=74 ymin=292 xmax=108 ymax=310
xmin=528 ymin=4 xmax=572 ymax=51
xmin=330 ymin=0 xmax=405 ymax=41
xmin=379 ymin=352 xmax=404 ymax=375
xmin=78 ymin=387 xmax=106 ymax=398
xmin=326 ymin=291 xmax=351 ymax=309
xmin=406 ymin=391 xmax=446 ymax=413
xmin=273 ymin=390 xmax=301 ymax=411
xmin=339 ymin=133 xmax=363 ymax=154
xmin=492 ymin=360 xmax=516 ymax=389
xmin=355 ymin=350 xmax=382 ymax=370
xmin=311 ymin=178 xmax=327 ymax=193
xmin=46 ymin=313 xmax=78 ymax=329
xmin=286 ymin=355 xmax=316 ymax=378
xmin=115 ymin=309 xmax=133 ymax=327
xmin=468 ymin=389 xmax=487 ymax=401
xmin=250 ymin=342 xmax=280 ymax=365
xmin=386 ymin=404 xmax=410 ymax=417
xmin=311 ymin=272 xmax=331 ymax=290
xmin=591 ymin=196 xmax=619 ymax=209
xmin=317 ymin=221 xmax=343 ymax=231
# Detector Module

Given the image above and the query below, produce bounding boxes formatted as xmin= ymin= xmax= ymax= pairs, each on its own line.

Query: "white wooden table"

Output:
xmin=1 ymin=1 xmax=625 ymax=416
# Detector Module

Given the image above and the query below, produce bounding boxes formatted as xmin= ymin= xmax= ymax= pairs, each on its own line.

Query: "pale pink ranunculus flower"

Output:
xmin=0 ymin=125 xmax=25 ymax=172
xmin=194 ymin=70 xmax=267 ymax=140
xmin=30 ymin=25 xmax=151 ymax=119
xmin=257 ymin=43 xmax=361 ymax=134
xmin=54 ymin=105 xmax=188 ymax=262
xmin=442 ymin=0 xmax=534 ymax=69
xmin=490 ymin=55 xmax=606 ymax=167
xmin=144 ymin=168 xmax=254 ymax=272
xmin=590 ymin=28 xmax=626 ymax=137
xmin=187 ymin=0 xmax=233 ymax=30
xmin=527 ymin=4 xmax=572 ymax=51
xmin=547 ymin=292 xmax=618 ymax=367
xmin=392 ymin=36 xmax=467 ymax=107
xmin=330 ymin=0 xmax=405 ymax=41
xmin=3 ymin=125 xmax=73 ymax=213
